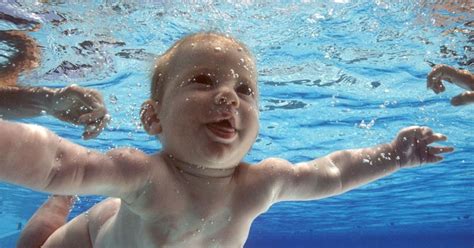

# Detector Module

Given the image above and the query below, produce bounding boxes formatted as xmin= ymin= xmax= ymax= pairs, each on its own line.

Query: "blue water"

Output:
xmin=1 ymin=1 xmax=473 ymax=247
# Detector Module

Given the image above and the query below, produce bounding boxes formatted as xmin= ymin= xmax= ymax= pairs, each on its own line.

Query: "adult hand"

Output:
xmin=50 ymin=85 xmax=109 ymax=139
xmin=427 ymin=64 xmax=474 ymax=106
xmin=427 ymin=65 xmax=450 ymax=94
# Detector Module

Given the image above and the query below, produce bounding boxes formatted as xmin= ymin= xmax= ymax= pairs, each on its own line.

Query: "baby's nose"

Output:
xmin=214 ymin=89 xmax=239 ymax=107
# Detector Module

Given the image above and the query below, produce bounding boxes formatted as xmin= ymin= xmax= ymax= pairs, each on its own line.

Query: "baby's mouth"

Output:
xmin=206 ymin=119 xmax=237 ymax=140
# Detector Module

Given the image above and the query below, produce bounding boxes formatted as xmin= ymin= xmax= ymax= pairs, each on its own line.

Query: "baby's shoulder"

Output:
xmin=105 ymin=147 xmax=152 ymax=168
xmin=107 ymin=147 xmax=147 ymax=158
xmin=243 ymin=157 xmax=293 ymax=172
xmin=259 ymin=157 xmax=292 ymax=166
xmin=236 ymin=158 xmax=293 ymax=182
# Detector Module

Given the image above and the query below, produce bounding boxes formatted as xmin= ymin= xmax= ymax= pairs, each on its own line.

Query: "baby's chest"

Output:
xmin=151 ymin=206 xmax=253 ymax=246
xmin=137 ymin=192 xmax=252 ymax=245
xmin=147 ymin=182 xmax=256 ymax=221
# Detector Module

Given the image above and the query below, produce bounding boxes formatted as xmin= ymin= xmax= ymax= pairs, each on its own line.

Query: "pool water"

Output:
xmin=0 ymin=1 xmax=473 ymax=247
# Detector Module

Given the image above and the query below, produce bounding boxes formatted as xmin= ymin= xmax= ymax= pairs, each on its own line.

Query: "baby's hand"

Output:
xmin=51 ymin=85 xmax=110 ymax=139
xmin=392 ymin=126 xmax=453 ymax=168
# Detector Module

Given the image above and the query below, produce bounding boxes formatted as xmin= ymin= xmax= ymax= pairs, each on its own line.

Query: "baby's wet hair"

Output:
xmin=150 ymin=32 xmax=253 ymax=102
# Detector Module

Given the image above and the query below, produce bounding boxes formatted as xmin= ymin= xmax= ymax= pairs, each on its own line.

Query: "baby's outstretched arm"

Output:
xmin=256 ymin=126 xmax=452 ymax=202
xmin=427 ymin=64 xmax=474 ymax=106
xmin=0 ymin=120 xmax=150 ymax=198
xmin=0 ymin=85 xmax=109 ymax=139
xmin=328 ymin=126 xmax=453 ymax=188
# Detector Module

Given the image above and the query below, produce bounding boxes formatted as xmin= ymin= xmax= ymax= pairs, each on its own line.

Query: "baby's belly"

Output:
xmin=87 ymin=194 xmax=257 ymax=248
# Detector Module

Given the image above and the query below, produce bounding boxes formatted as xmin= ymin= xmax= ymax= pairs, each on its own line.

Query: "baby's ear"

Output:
xmin=140 ymin=99 xmax=162 ymax=135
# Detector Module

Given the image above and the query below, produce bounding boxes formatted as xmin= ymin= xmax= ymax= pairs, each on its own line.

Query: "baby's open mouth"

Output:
xmin=206 ymin=119 xmax=237 ymax=140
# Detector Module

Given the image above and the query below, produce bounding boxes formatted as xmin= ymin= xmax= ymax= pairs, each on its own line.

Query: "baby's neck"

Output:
xmin=163 ymin=153 xmax=236 ymax=179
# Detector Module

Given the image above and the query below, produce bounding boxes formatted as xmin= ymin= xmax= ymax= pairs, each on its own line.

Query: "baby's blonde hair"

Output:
xmin=150 ymin=32 xmax=253 ymax=102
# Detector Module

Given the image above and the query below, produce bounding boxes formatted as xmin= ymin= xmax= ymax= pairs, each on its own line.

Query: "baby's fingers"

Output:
xmin=426 ymin=154 xmax=444 ymax=164
xmin=428 ymin=146 xmax=454 ymax=155
xmin=423 ymin=133 xmax=447 ymax=144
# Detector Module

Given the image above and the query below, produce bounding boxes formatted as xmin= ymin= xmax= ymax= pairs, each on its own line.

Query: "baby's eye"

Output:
xmin=236 ymin=83 xmax=254 ymax=96
xmin=190 ymin=74 xmax=213 ymax=85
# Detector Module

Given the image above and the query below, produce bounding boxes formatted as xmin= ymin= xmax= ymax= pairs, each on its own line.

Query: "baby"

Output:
xmin=1 ymin=32 xmax=453 ymax=248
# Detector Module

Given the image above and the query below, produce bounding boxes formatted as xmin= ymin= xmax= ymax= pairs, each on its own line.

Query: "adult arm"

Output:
xmin=0 ymin=85 xmax=109 ymax=139
xmin=427 ymin=65 xmax=474 ymax=105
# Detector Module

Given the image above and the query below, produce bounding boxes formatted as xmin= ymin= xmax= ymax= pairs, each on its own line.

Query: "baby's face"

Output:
xmin=157 ymin=37 xmax=259 ymax=169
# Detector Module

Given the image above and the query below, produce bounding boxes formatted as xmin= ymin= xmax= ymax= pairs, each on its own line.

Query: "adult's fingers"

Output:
xmin=82 ymin=126 xmax=100 ymax=140
xmin=427 ymin=78 xmax=445 ymax=94
xmin=434 ymin=82 xmax=445 ymax=94
xmin=451 ymin=91 xmax=474 ymax=106
xmin=82 ymin=114 xmax=110 ymax=140
xmin=67 ymin=85 xmax=104 ymax=107
xmin=78 ymin=106 xmax=107 ymax=124
xmin=427 ymin=67 xmax=444 ymax=92
xmin=85 ymin=114 xmax=109 ymax=139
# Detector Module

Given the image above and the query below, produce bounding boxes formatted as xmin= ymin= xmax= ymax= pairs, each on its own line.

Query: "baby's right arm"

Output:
xmin=0 ymin=120 xmax=150 ymax=197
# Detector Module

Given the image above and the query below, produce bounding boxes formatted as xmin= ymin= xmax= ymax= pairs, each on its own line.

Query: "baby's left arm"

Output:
xmin=257 ymin=126 xmax=453 ymax=203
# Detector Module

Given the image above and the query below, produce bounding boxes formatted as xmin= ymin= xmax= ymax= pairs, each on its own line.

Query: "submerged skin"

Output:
xmin=17 ymin=195 xmax=75 ymax=248
xmin=0 ymin=12 xmax=107 ymax=247
xmin=427 ymin=64 xmax=474 ymax=106
xmin=1 ymin=33 xmax=453 ymax=248
xmin=0 ymin=28 xmax=108 ymax=139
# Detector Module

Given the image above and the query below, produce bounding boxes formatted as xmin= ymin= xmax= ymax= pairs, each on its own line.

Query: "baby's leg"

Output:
xmin=41 ymin=198 xmax=120 ymax=248
xmin=17 ymin=195 xmax=75 ymax=248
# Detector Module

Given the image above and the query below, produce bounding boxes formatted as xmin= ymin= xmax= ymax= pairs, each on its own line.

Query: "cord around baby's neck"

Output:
xmin=163 ymin=152 xmax=237 ymax=179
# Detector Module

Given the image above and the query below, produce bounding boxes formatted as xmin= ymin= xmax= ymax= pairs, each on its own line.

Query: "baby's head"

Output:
xmin=141 ymin=32 xmax=259 ymax=169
